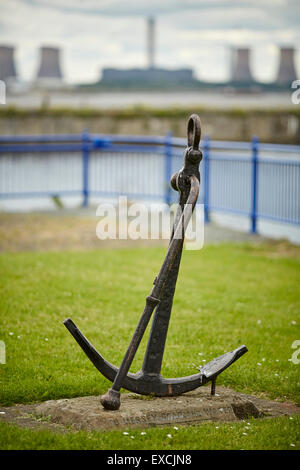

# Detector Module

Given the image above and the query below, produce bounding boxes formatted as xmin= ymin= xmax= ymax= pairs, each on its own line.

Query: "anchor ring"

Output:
xmin=187 ymin=114 xmax=201 ymax=151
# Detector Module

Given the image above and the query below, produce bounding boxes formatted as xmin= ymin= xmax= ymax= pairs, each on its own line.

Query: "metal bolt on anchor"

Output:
xmin=64 ymin=114 xmax=247 ymax=411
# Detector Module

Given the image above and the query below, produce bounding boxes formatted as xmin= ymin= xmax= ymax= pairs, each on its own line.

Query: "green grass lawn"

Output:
xmin=0 ymin=242 xmax=299 ymax=449
xmin=0 ymin=415 xmax=299 ymax=450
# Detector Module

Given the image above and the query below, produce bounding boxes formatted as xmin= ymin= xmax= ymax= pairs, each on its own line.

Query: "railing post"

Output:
xmin=82 ymin=130 xmax=90 ymax=208
xmin=251 ymin=136 xmax=259 ymax=233
xmin=203 ymin=135 xmax=210 ymax=223
xmin=164 ymin=131 xmax=173 ymax=205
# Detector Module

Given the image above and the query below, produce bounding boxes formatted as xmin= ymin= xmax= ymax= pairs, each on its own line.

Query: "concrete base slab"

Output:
xmin=33 ymin=386 xmax=299 ymax=431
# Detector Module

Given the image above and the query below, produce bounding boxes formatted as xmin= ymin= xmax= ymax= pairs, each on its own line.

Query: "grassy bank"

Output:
xmin=1 ymin=104 xmax=300 ymax=119
xmin=0 ymin=243 xmax=299 ymax=449
xmin=0 ymin=415 xmax=299 ymax=450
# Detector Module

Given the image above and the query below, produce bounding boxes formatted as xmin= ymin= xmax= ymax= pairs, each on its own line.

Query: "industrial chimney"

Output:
xmin=147 ymin=17 xmax=155 ymax=69
xmin=231 ymin=47 xmax=253 ymax=83
xmin=0 ymin=45 xmax=17 ymax=82
xmin=36 ymin=46 xmax=63 ymax=82
xmin=276 ymin=47 xmax=297 ymax=85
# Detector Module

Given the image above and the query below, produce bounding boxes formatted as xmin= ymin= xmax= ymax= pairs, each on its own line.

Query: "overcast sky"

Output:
xmin=1 ymin=0 xmax=300 ymax=83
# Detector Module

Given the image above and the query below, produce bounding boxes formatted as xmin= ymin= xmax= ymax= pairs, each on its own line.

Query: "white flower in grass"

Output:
xmin=290 ymin=443 xmax=295 ymax=447
xmin=173 ymin=426 xmax=178 ymax=430
xmin=45 ymin=338 xmax=48 ymax=341
xmin=243 ymin=432 xmax=247 ymax=436
xmin=167 ymin=434 xmax=172 ymax=438
xmin=291 ymin=321 xmax=296 ymax=325
xmin=123 ymin=432 xmax=129 ymax=435
xmin=9 ymin=332 xmax=13 ymax=336
xmin=257 ymin=363 xmax=262 ymax=366
xmin=257 ymin=320 xmax=261 ymax=325
xmin=131 ymin=436 xmax=134 ymax=439
xmin=274 ymin=373 xmax=279 ymax=377
xmin=141 ymin=432 xmax=146 ymax=435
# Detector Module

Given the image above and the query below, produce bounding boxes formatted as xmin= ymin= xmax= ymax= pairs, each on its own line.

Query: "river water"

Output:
xmin=6 ymin=89 xmax=294 ymax=110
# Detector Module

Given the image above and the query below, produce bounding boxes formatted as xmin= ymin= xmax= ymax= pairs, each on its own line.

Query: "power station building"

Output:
xmin=276 ymin=47 xmax=297 ymax=85
xmin=101 ymin=17 xmax=196 ymax=87
xmin=35 ymin=46 xmax=63 ymax=85
xmin=0 ymin=45 xmax=17 ymax=82
xmin=231 ymin=47 xmax=254 ymax=83
xmin=101 ymin=67 xmax=195 ymax=86
xmin=0 ymin=34 xmax=297 ymax=89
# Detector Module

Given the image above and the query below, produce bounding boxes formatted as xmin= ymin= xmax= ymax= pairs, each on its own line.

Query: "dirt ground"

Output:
xmin=1 ymin=211 xmax=300 ymax=257
xmin=0 ymin=212 xmax=168 ymax=252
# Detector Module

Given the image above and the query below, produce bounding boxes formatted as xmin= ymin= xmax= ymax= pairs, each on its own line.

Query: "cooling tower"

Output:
xmin=0 ymin=45 xmax=17 ymax=81
xmin=36 ymin=46 xmax=62 ymax=80
xmin=276 ymin=47 xmax=297 ymax=85
xmin=147 ymin=17 xmax=155 ymax=69
xmin=231 ymin=47 xmax=253 ymax=82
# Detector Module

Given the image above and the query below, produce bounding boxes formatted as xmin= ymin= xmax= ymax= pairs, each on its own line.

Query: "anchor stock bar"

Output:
xmin=64 ymin=114 xmax=248 ymax=411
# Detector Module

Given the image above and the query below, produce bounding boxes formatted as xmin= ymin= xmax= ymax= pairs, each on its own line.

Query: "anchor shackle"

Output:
xmin=171 ymin=113 xmax=202 ymax=193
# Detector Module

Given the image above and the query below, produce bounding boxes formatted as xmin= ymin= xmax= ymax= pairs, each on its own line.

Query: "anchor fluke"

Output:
xmin=198 ymin=345 xmax=248 ymax=379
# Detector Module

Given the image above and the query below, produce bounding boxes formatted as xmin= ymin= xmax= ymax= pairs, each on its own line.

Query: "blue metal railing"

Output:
xmin=0 ymin=132 xmax=299 ymax=233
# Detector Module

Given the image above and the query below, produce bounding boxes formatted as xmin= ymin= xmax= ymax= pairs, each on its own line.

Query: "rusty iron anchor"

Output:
xmin=64 ymin=114 xmax=247 ymax=410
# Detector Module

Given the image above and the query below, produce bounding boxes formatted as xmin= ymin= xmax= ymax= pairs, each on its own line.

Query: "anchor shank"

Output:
xmin=142 ymin=242 xmax=183 ymax=376
xmin=141 ymin=184 xmax=190 ymax=376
